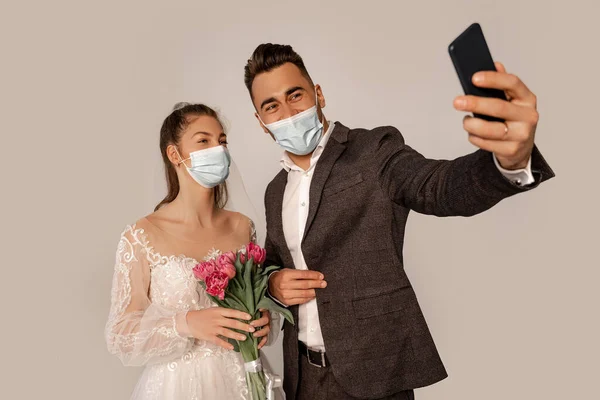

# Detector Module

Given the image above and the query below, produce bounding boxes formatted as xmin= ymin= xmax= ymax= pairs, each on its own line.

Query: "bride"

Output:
xmin=105 ymin=103 xmax=279 ymax=399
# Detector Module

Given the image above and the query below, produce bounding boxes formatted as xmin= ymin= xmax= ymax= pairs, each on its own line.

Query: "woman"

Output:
xmin=105 ymin=103 xmax=278 ymax=399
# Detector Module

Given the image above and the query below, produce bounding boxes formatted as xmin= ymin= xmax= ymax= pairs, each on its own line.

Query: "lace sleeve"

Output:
xmin=249 ymin=218 xmax=257 ymax=243
xmin=104 ymin=226 xmax=193 ymax=366
xmin=265 ymin=309 xmax=281 ymax=346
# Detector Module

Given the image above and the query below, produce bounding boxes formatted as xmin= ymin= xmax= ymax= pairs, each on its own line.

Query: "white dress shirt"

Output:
xmin=279 ymin=121 xmax=534 ymax=352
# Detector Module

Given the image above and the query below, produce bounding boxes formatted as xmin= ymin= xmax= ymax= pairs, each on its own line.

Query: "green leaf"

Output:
xmin=253 ymin=274 xmax=268 ymax=305
xmin=261 ymin=265 xmax=281 ymax=276
xmin=257 ymin=296 xmax=294 ymax=325
xmin=252 ymin=267 xmax=263 ymax=285
xmin=226 ymin=337 xmax=240 ymax=352
xmin=201 ymin=286 xmax=250 ymax=314
xmin=225 ymin=291 xmax=250 ymax=313
xmin=238 ymin=332 xmax=259 ymax=361
xmin=228 ymin=275 xmax=242 ymax=294
xmin=234 ymin=254 xmax=246 ymax=290
xmin=243 ymin=258 xmax=255 ymax=314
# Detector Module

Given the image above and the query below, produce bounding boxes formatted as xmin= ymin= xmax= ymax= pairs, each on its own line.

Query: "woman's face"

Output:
xmin=170 ymin=114 xmax=228 ymax=167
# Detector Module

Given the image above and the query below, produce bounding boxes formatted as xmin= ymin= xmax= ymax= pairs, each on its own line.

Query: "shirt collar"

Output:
xmin=280 ymin=121 xmax=335 ymax=172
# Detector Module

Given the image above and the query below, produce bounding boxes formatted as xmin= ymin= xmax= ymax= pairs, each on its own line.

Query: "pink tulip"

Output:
xmin=246 ymin=242 xmax=266 ymax=265
xmin=193 ymin=260 xmax=217 ymax=281
xmin=205 ymin=271 xmax=229 ymax=300
xmin=217 ymin=252 xmax=237 ymax=279
xmin=222 ymin=251 xmax=236 ymax=264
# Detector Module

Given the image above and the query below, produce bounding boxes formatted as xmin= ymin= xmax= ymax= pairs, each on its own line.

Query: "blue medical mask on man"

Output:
xmin=260 ymin=92 xmax=324 ymax=156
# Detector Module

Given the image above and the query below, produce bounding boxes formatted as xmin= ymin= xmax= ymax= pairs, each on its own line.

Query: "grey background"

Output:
xmin=1 ymin=0 xmax=598 ymax=399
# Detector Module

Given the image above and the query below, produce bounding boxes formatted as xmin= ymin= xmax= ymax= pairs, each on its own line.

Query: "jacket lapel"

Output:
xmin=302 ymin=123 xmax=349 ymax=242
xmin=267 ymin=170 xmax=296 ymax=269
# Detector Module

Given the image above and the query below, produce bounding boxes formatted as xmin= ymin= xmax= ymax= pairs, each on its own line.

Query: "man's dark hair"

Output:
xmin=244 ymin=43 xmax=313 ymax=99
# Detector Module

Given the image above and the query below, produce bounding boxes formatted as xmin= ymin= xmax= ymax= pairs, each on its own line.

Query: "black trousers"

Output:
xmin=295 ymin=354 xmax=415 ymax=400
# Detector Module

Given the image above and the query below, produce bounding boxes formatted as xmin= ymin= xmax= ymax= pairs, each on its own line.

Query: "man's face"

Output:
xmin=251 ymin=62 xmax=324 ymax=134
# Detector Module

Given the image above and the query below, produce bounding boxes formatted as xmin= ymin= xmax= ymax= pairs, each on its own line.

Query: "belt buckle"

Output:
xmin=306 ymin=348 xmax=326 ymax=368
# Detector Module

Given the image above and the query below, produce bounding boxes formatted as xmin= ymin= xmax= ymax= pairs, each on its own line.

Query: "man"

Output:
xmin=243 ymin=43 xmax=554 ymax=400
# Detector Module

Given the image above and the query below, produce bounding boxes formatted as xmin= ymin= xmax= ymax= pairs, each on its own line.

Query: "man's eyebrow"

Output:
xmin=285 ymin=86 xmax=304 ymax=96
xmin=260 ymin=86 xmax=305 ymax=110
xmin=260 ymin=97 xmax=277 ymax=110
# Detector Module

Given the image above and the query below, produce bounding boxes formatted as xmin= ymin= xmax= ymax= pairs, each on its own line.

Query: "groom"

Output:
xmin=243 ymin=43 xmax=554 ymax=399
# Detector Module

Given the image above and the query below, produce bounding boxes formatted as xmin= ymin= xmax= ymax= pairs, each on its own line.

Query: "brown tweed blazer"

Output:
xmin=263 ymin=122 xmax=554 ymax=399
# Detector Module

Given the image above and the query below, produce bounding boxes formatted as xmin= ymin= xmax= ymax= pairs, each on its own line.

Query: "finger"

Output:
xmin=281 ymin=289 xmax=317 ymax=301
xmin=281 ymin=279 xmax=327 ymax=290
xmin=220 ymin=309 xmax=252 ymax=320
xmin=250 ymin=316 xmax=269 ymax=328
xmin=493 ymin=62 xmax=511 ymax=101
xmin=213 ymin=337 xmax=235 ymax=350
xmin=251 ymin=310 xmax=271 ymax=328
xmin=218 ymin=327 xmax=248 ymax=341
xmin=494 ymin=61 xmax=506 ymax=73
xmin=454 ymin=96 xmax=529 ymax=122
xmin=253 ymin=326 xmax=270 ymax=338
xmin=471 ymin=71 xmax=535 ymax=104
xmin=258 ymin=336 xmax=268 ymax=350
xmin=221 ymin=318 xmax=256 ymax=333
xmin=468 ymin=134 xmax=522 ymax=158
xmin=284 ymin=269 xmax=324 ymax=281
xmin=463 ymin=116 xmax=511 ymax=141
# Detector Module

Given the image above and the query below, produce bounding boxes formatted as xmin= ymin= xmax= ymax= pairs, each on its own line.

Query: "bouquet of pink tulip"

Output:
xmin=193 ymin=243 xmax=293 ymax=400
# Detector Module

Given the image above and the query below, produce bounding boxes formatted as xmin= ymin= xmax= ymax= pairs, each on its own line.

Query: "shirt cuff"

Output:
xmin=493 ymin=154 xmax=535 ymax=186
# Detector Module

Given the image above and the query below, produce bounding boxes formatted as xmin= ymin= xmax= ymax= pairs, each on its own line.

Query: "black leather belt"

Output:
xmin=299 ymin=341 xmax=328 ymax=368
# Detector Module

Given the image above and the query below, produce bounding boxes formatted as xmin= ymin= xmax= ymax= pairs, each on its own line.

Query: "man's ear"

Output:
xmin=255 ymin=112 xmax=270 ymax=134
xmin=316 ymin=84 xmax=326 ymax=109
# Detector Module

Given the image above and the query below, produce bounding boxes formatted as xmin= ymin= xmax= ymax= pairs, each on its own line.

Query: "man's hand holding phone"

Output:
xmin=449 ymin=23 xmax=538 ymax=171
xmin=454 ymin=62 xmax=539 ymax=171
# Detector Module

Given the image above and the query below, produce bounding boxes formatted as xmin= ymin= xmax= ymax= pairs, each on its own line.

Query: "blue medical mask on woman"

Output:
xmin=260 ymin=93 xmax=324 ymax=156
xmin=177 ymin=145 xmax=231 ymax=188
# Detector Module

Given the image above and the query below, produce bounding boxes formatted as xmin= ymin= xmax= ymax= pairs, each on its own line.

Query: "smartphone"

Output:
xmin=448 ymin=23 xmax=506 ymax=122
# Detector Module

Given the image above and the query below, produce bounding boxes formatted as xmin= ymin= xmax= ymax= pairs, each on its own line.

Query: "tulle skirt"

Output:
xmin=131 ymin=344 xmax=249 ymax=400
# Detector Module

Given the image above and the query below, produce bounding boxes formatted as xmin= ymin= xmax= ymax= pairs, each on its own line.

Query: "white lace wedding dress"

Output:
xmin=105 ymin=224 xmax=279 ymax=400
